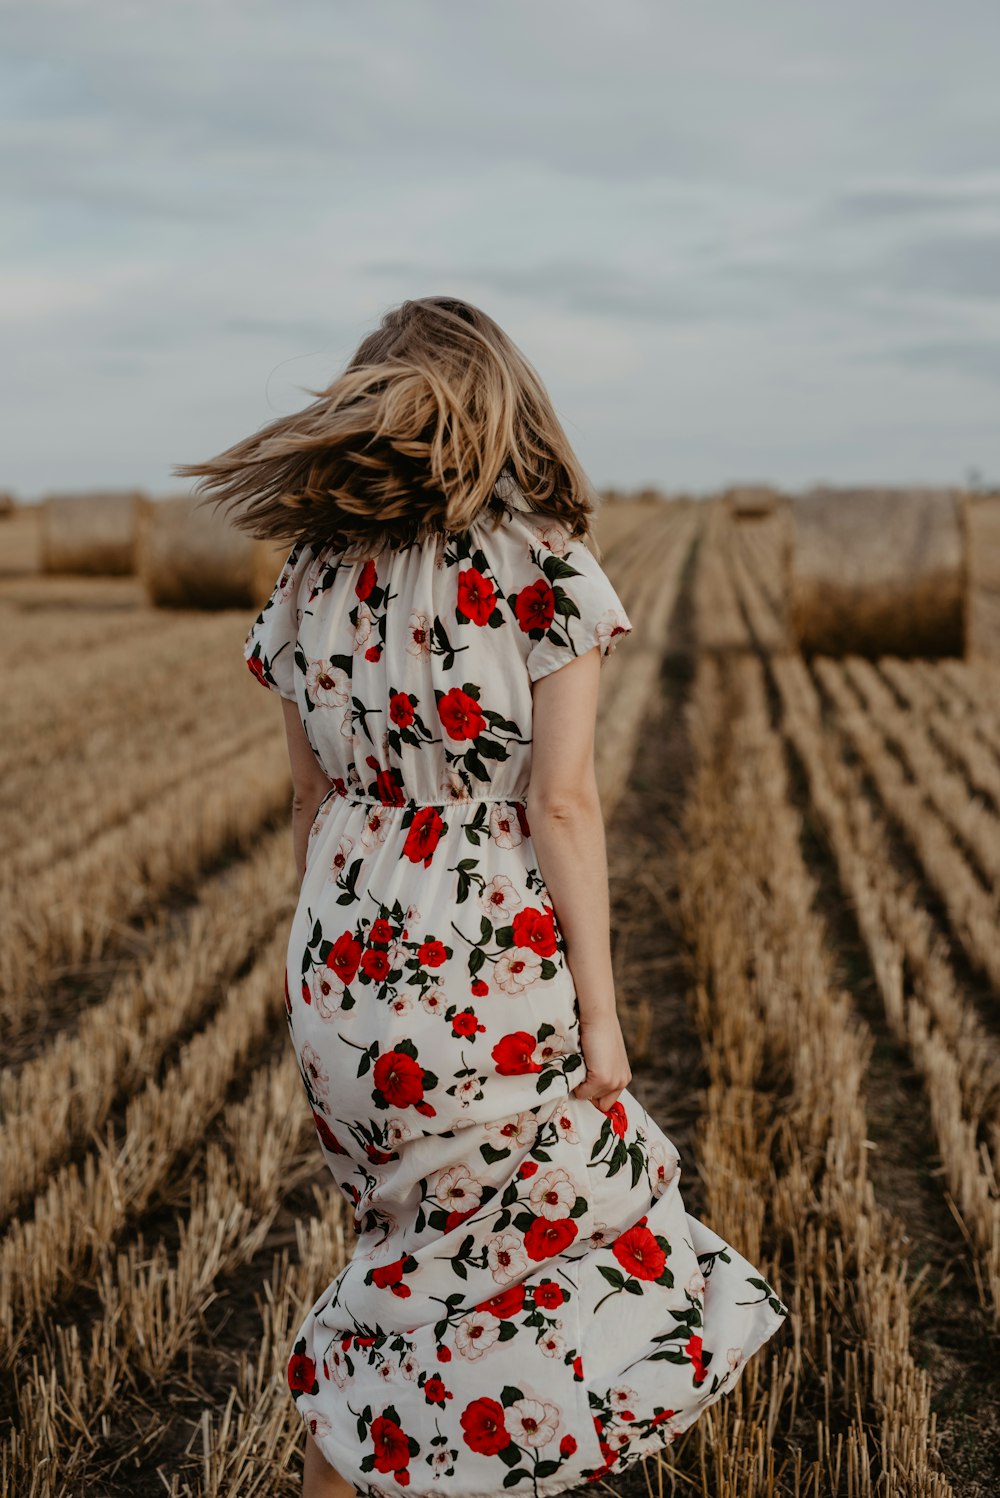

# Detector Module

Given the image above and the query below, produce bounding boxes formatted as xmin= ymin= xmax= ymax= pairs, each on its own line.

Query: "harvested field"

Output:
xmin=2 ymin=491 xmax=998 ymax=1497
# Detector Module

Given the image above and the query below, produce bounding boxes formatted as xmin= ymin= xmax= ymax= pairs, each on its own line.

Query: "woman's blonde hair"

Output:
xmin=172 ymin=295 xmax=603 ymax=562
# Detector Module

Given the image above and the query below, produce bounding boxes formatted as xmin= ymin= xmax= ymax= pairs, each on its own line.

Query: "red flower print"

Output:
xmin=365 ymin=644 xmax=381 ymax=662
xmin=451 ymin=1007 xmax=484 ymax=1038
xmin=390 ymin=691 xmax=415 ymax=728
xmin=370 ymin=1257 xmax=412 ymax=1298
xmin=287 ymin=1350 xmax=318 ymax=1393
xmin=369 ymin=918 xmax=394 ymax=944
xmin=460 ymin=1396 xmax=511 ymax=1456
xmin=515 ymin=802 xmax=531 ymax=838
xmin=572 ymin=1354 xmax=583 ymax=1380
xmin=471 ymin=977 xmax=489 ymax=996
xmin=360 ymin=947 xmax=391 ymax=981
xmin=534 ymin=1280 xmax=564 ymax=1310
xmin=519 ymin=1160 xmax=538 ymax=1178
xmin=373 ymin=1050 xmax=425 ymax=1108
xmin=370 ymin=760 xmax=405 ymax=805
xmin=247 ymin=653 xmax=270 ymax=688
xmin=476 ymin=1283 xmax=525 ymax=1318
xmin=370 ymin=1414 xmax=410 ymax=1473
xmin=686 ymin=1332 xmax=707 ymax=1383
xmin=403 ymin=807 xmax=445 ymax=866
xmin=514 ymin=578 xmax=556 ymax=634
xmin=356 ymin=559 xmax=378 ymax=601
xmin=312 ymin=1112 xmax=348 ymax=1154
xmin=457 ymin=567 xmax=497 ymax=625
xmin=524 ymin=1216 xmax=578 ymax=1260
xmin=511 ymin=906 xmax=557 ymax=957
xmin=606 ymin=1100 xmax=628 ymax=1137
xmin=492 ymin=1031 xmax=542 ymax=1075
xmin=560 ymin=1433 xmax=577 ymax=1457
xmin=650 ymin=1406 xmax=677 ymax=1426
xmin=326 ymin=931 xmax=362 ymax=985
xmin=418 ymin=937 xmax=448 ymax=967
xmin=423 ymin=1373 xmax=452 ymax=1406
xmin=438 ymin=686 xmax=486 ymax=741
xmin=611 ymin=1222 xmax=666 ymax=1281
xmin=444 ymin=1204 xmax=478 ymax=1231
xmin=437 ymin=1345 xmax=452 ymax=1362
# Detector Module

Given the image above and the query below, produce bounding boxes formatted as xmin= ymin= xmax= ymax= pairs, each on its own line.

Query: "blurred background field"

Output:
xmin=2 ymin=485 xmax=1000 ymax=1496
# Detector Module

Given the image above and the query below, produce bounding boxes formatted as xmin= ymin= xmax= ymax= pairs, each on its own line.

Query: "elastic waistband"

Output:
xmin=342 ymin=792 xmax=529 ymax=809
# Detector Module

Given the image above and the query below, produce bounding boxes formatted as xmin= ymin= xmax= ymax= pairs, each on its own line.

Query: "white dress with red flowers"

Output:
xmin=243 ymin=498 xmax=788 ymax=1498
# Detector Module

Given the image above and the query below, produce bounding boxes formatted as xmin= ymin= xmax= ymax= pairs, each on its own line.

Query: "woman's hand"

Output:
xmin=574 ymin=1011 xmax=632 ymax=1113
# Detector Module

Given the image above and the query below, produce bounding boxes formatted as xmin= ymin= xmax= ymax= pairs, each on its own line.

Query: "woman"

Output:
xmin=175 ymin=296 xmax=787 ymax=1498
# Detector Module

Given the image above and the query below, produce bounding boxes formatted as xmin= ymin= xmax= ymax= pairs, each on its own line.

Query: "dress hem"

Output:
xmin=297 ymin=1298 xmax=788 ymax=1498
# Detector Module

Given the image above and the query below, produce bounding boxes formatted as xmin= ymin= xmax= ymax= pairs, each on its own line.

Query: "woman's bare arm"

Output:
xmin=525 ymin=647 xmax=631 ymax=1110
xmin=280 ymin=698 xmax=334 ymax=884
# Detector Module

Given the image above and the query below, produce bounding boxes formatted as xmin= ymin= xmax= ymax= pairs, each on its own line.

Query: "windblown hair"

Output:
xmin=172 ymin=296 xmax=603 ymax=563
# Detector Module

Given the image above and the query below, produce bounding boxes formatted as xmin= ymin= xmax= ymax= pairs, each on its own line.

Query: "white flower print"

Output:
xmin=454 ymin=1311 xmax=501 ymax=1360
xmin=587 ymin=1221 xmax=616 ymax=1248
xmin=310 ymin=965 xmax=348 ymax=1021
xmin=727 ymin=1347 xmax=746 ymax=1373
xmin=538 ymin=1327 xmax=566 ymax=1358
xmin=489 ymin=802 xmax=524 ymax=848
xmin=595 ymin=607 xmax=630 ymax=656
xmin=532 ymin=1028 xmax=571 ymax=1067
xmin=376 ymin=1361 xmax=394 ymax=1382
xmin=550 ymin=1104 xmax=580 ymax=1145
xmin=388 ymin=993 xmax=414 ymax=1019
xmin=527 ymin=519 xmax=571 ymax=556
xmin=431 ymin=1163 xmax=484 ymax=1213
xmin=608 ymin=1385 xmax=639 ymax=1416
xmin=420 ymin=988 xmax=447 ymax=1016
xmin=300 ymin=1042 xmax=330 ymax=1102
xmin=484 ymin=1110 xmax=539 ymax=1149
xmin=686 ymin=1269 xmax=706 ymax=1298
xmin=528 ymin=1168 xmax=577 ymax=1220
xmin=479 ymin=874 xmax=523 ymax=921
xmin=648 ymin=1139 xmax=680 ymax=1196
xmin=386 ymin=1118 xmax=412 ymax=1148
xmin=326 ymin=834 xmax=355 ymax=884
xmin=304 ymin=1409 xmax=332 ymax=1439
xmin=353 ymin=603 xmax=377 ymax=651
xmin=327 ymin=1346 xmax=350 ymax=1390
xmin=441 ymin=770 xmax=472 ymax=803
xmin=406 ymin=609 xmax=432 ymax=656
xmin=494 ymin=948 xmax=543 ymax=995
xmin=486 ymin=1231 xmax=528 ymax=1284
xmin=506 ymin=1398 xmax=560 ymax=1448
xmin=306 ymin=659 xmax=351 ymax=708
xmin=452 ymin=1075 xmax=483 ymax=1107
xmin=400 ymin=1352 xmax=419 ymax=1380
xmin=360 ymin=808 xmax=391 ymax=852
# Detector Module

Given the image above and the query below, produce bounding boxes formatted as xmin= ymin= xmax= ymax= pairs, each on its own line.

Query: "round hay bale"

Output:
xmin=789 ymin=487 xmax=965 ymax=658
xmin=137 ymin=495 xmax=291 ymax=610
xmin=39 ymin=491 xmax=146 ymax=575
xmin=723 ymin=484 xmax=785 ymax=520
xmin=962 ymin=491 xmax=1000 ymax=658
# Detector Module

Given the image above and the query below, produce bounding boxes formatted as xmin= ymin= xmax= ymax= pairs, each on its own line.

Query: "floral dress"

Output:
xmin=243 ymin=497 xmax=788 ymax=1498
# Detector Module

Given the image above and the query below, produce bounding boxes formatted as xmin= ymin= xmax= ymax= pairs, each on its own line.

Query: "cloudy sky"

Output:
xmin=4 ymin=0 xmax=1000 ymax=501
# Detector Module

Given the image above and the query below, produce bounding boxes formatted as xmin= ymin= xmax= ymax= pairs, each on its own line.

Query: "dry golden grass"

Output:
xmin=3 ymin=490 xmax=1000 ymax=1494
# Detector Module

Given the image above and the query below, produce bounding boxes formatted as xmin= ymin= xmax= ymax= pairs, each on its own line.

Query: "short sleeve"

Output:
xmin=524 ymin=538 xmax=634 ymax=684
xmin=243 ymin=541 xmax=311 ymax=699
